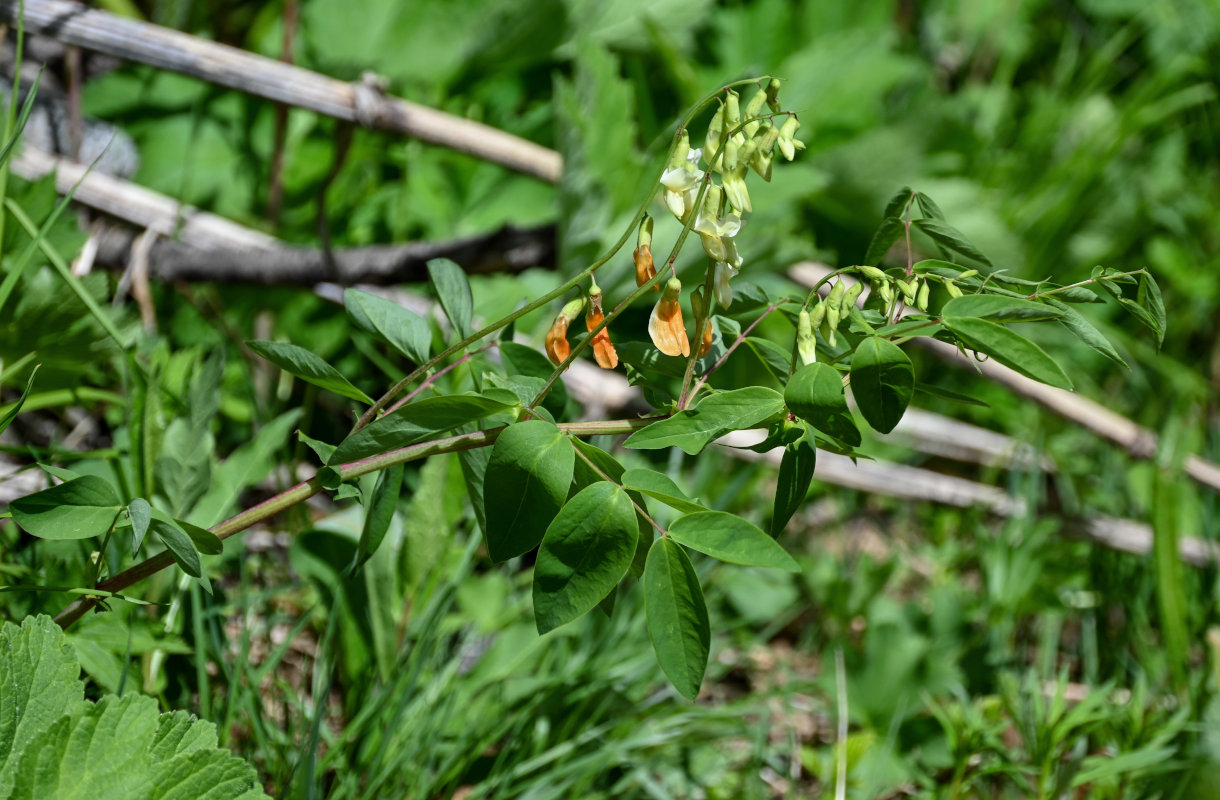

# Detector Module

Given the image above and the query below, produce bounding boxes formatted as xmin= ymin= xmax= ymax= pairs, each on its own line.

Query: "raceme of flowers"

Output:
xmin=544 ymin=79 xmax=803 ymax=371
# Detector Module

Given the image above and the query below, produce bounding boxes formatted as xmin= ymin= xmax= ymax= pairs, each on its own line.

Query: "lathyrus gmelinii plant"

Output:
xmin=9 ymin=78 xmax=1163 ymax=700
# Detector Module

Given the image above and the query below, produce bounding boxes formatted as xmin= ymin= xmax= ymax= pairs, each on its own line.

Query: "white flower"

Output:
xmin=660 ymin=162 xmax=702 ymax=221
xmin=714 ymin=261 xmax=739 ymax=307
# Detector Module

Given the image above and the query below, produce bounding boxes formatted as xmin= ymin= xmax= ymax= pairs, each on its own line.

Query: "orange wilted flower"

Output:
xmin=633 ymin=244 xmax=657 ymax=290
xmin=649 ymin=278 xmax=690 ymax=357
xmin=585 ymin=288 xmax=619 ymax=369
xmin=545 ymin=297 xmax=586 ymax=366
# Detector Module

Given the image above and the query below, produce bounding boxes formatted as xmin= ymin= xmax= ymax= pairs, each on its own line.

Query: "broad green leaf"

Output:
xmin=772 ymin=432 xmax=816 ymax=535
xmin=247 ymin=340 xmax=373 ymax=405
xmin=849 ymin=336 xmax=913 ymax=434
xmin=427 ymin=258 xmax=473 ymax=339
xmin=863 ymin=216 xmax=904 ymax=265
xmin=128 ymin=498 xmax=151 ymax=556
xmin=329 ymin=394 xmax=511 ymax=464
xmin=149 ymin=514 xmax=203 ymax=579
xmin=621 ymin=469 xmax=705 ymax=513
xmin=0 ymin=364 xmax=38 ymax=436
xmin=484 ymin=421 xmax=575 ymax=562
xmin=784 ymin=363 xmax=861 ymax=447
xmin=624 ymin=387 xmax=785 ymax=455
xmin=349 ymin=462 xmax=404 ymax=574
xmin=1045 ymin=298 xmax=1128 ymax=368
xmin=940 ymin=294 xmax=1063 ymax=322
xmin=344 ymin=288 xmax=432 ymax=364
xmin=668 ymin=511 xmax=799 ymax=572
xmin=0 ymin=616 xmax=84 ymax=799
xmin=644 ymin=538 xmax=709 ymax=700
xmin=533 ymin=482 xmax=637 ymax=634
xmin=942 ymin=316 xmax=1074 ymax=391
xmin=297 ymin=430 xmax=336 ymax=463
xmin=913 ymin=218 xmax=992 ymax=266
xmin=10 ymin=475 xmax=122 ymax=540
xmin=0 ymin=616 xmax=269 ymax=799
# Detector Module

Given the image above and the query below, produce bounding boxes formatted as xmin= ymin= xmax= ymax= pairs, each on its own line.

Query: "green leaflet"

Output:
xmin=247 ymin=340 xmax=373 ymax=405
xmin=349 ymin=462 xmax=405 ymax=575
xmin=10 ymin=475 xmax=123 ymax=541
xmin=1044 ymin=298 xmax=1128 ymax=368
xmin=328 ymin=394 xmax=511 ymax=464
xmin=941 ymin=294 xmax=1064 ymax=322
xmin=624 ymin=387 xmax=785 ymax=455
xmin=942 ymin=315 xmax=1074 ymax=391
xmin=427 ymin=258 xmax=474 ymax=339
xmin=667 ymin=511 xmax=799 ymax=572
xmin=913 ymin=217 xmax=992 ymax=266
xmin=644 ymin=538 xmax=709 ymax=700
xmin=772 ymin=430 xmax=816 ymax=535
xmin=532 ymin=482 xmax=637 ymax=634
xmin=784 ymin=363 xmax=861 ymax=447
xmin=621 ymin=469 xmax=705 ymax=514
xmin=849 ymin=336 xmax=913 ymax=434
xmin=484 ymin=420 xmax=574 ymax=563
xmin=0 ymin=364 xmax=38 ymax=437
xmin=127 ymin=498 xmax=152 ymax=556
xmin=863 ymin=216 xmax=904 ymax=266
xmin=345 ymin=288 xmax=432 ymax=364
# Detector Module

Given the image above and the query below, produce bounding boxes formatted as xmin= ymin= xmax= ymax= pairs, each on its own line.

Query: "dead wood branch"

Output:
xmin=0 ymin=0 xmax=562 ymax=182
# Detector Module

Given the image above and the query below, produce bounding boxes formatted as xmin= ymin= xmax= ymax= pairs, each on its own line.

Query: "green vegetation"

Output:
xmin=1 ymin=1 xmax=1219 ymax=797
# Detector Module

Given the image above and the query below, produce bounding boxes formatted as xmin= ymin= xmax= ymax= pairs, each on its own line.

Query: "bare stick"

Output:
xmin=0 ymin=0 xmax=562 ymax=182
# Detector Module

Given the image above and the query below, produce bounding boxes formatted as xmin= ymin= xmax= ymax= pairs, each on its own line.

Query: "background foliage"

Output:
xmin=2 ymin=0 xmax=1219 ymax=797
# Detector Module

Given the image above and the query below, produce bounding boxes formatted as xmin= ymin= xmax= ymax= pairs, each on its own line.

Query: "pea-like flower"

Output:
xmin=545 ymin=297 xmax=586 ymax=367
xmin=585 ymin=287 xmax=619 ymax=370
xmin=693 ymin=185 xmax=743 ymax=264
xmin=634 ymin=215 xmax=657 ymax=290
xmin=648 ymin=278 xmax=690 ymax=357
xmin=660 ymin=132 xmax=704 ymax=221
xmin=714 ymin=261 xmax=740 ymax=308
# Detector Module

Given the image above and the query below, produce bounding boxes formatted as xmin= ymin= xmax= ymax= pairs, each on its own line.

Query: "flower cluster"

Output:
xmin=545 ymin=80 xmax=802 ymax=371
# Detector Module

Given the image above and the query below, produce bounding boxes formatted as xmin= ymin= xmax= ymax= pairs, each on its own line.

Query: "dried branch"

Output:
xmin=0 ymin=0 xmax=562 ymax=182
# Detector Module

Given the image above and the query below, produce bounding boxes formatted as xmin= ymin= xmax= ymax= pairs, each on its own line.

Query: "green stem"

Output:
xmin=53 ymin=417 xmax=657 ymax=629
xmin=569 ymin=439 xmax=666 ymax=535
xmin=1024 ymin=269 xmax=1146 ymax=300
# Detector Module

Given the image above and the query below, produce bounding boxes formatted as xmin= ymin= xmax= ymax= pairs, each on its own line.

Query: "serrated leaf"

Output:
xmin=10 ymin=475 xmax=123 ymax=540
xmin=344 ymin=288 xmax=432 ymax=364
xmin=913 ymin=218 xmax=992 ymax=266
xmin=128 ymin=498 xmax=151 ymax=556
xmin=784 ymin=363 xmax=861 ymax=447
xmin=943 ymin=315 xmax=1074 ymax=390
xmin=484 ymin=421 xmax=575 ymax=562
xmin=0 ymin=364 xmax=38 ymax=436
xmin=427 ymin=258 xmax=473 ymax=339
xmin=941 ymin=294 xmax=1064 ymax=322
xmin=621 ymin=468 xmax=705 ymax=513
xmin=850 ymin=336 xmax=914 ymax=434
xmin=247 ymin=340 xmax=373 ymax=405
xmin=644 ymin=538 xmax=709 ymax=700
xmin=668 ymin=511 xmax=799 ymax=571
xmin=329 ymin=394 xmax=511 ymax=464
xmin=624 ymin=387 xmax=785 ymax=455
xmin=1044 ymin=298 xmax=1128 ymax=368
xmin=349 ymin=462 xmax=404 ymax=574
xmin=0 ymin=616 xmax=269 ymax=799
xmin=864 ymin=216 xmax=904 ymax=265
xmin=772 ymin=432 xmax=816 ymax=535
xmin=0 ymin=616 xmax=84 ymax=798
xmin=532 ymin=482 xmax=637 ymax=634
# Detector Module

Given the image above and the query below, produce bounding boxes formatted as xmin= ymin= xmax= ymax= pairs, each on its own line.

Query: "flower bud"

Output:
xmin=722 ymin=168 xmax=752 ymax=214
xmin=916 ymin=279 xmax=930 ymax=312
xmin=841 ymin=282 xmax=864 ymax=314
xmin=706 ymin=102 xmax=726 ymax=155
xmin=797 ymin=309 xmax=817 ymax=366
xmin=777 ymin=116 xmax=803 ymax=161
xmin=545 ymin=297 xmax=587 ymax=366
xmin=586 ymin=287 xmax=619 ymax=370
xmin=956 ymin=269 xmax=978 ymax=281
xmin=808 ymin=298 xmax=827 ymax=329
xmin=857 ymin=265 xmax=887 ymax=281
xmin=725 ymin=89 xmax=741 ymax=130
xmin=743 ymin=88 xmax=768 ymax=136
xmin=700 ymin=318 xmax=715 ymax=357
xmin=945 ymin=280 xmax=963 ymax=299
xmin=765 ymin=78 xmax=781 ymax=112
xmin=826 ymin=303 xmax=841 ymax=348
xmin=826 ymin=279 xmax=846 ymax=309
xmin=876 ymin=280 xmax=895 ymax=307
xmin=895 ymin=279 xmax=916 ymax=304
